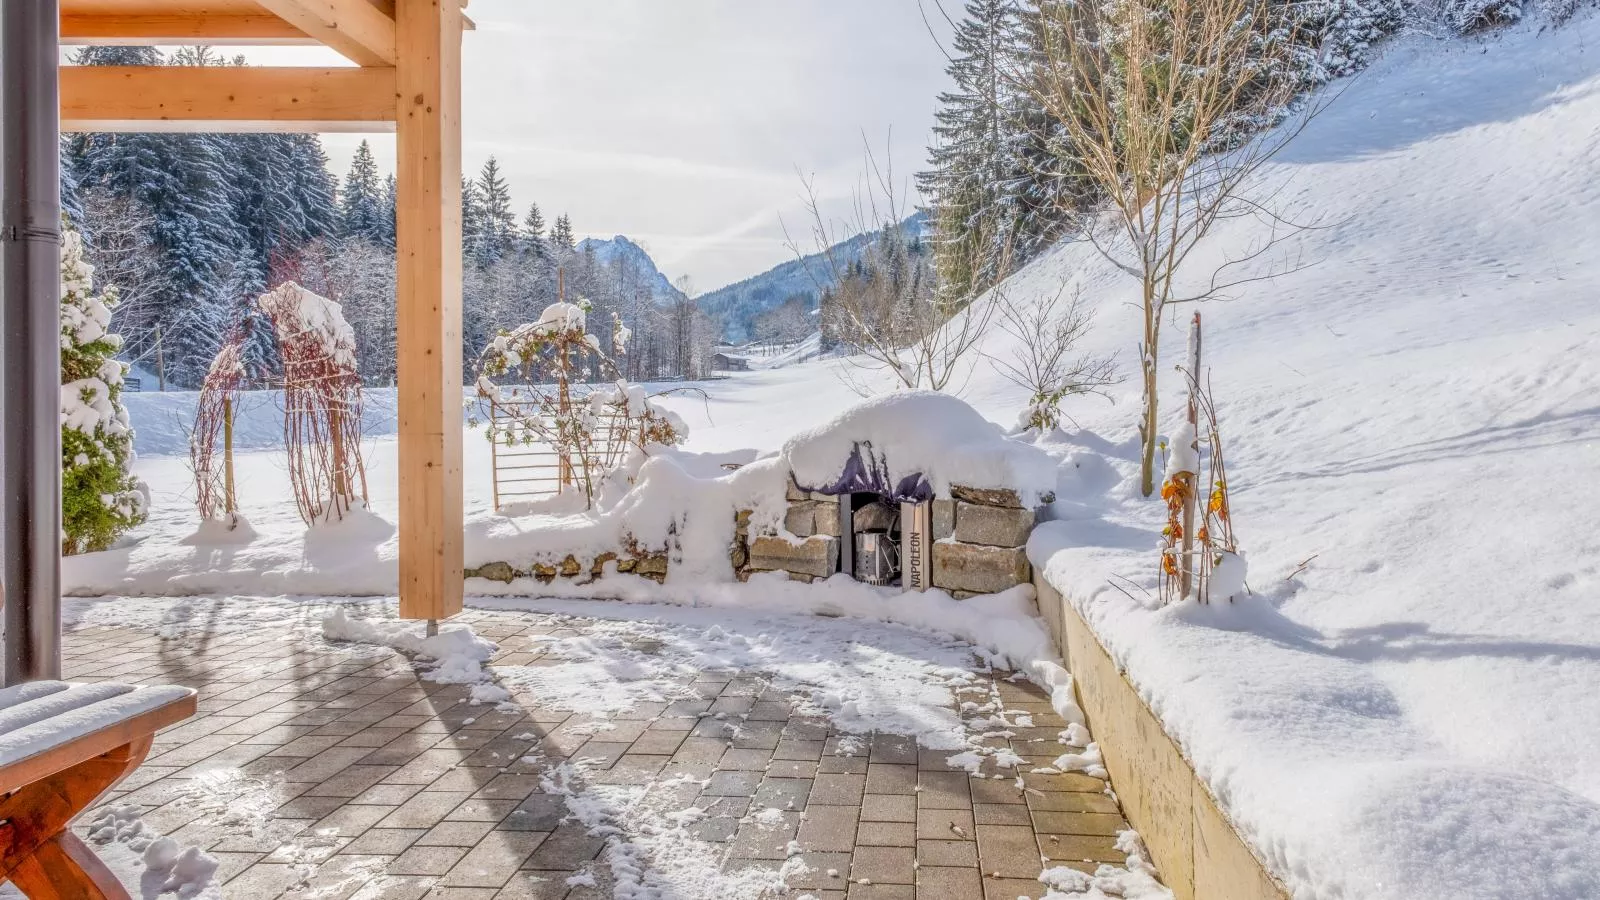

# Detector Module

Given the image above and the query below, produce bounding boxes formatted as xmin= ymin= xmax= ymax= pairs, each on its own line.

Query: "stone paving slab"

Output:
xmin=59 ymin=606 xmax=1146 ymax=899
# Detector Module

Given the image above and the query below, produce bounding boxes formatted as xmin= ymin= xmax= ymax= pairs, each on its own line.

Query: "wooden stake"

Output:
xmin=223 ymin=394 xmax=236 ymax=518
xmin=1180 ymin=312 xmax=1202 ymax=600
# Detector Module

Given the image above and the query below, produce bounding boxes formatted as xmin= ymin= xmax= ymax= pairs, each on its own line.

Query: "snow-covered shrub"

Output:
xmin=60 ymin=225 xmax=146 ymax=554
xmin=1439 ymin=0 xmax=1525 ymax=30
xmin=475 ymin=300 xmax=687 ymax=509
xmin=989 ymin=286 xmax=1119 ymax=433
xmin=257 ymin=281 xmax=368 ymax=525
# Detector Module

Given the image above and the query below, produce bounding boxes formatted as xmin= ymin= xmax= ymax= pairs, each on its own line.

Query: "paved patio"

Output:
xmin=65 ymin=606 xmax=1136 ymax=899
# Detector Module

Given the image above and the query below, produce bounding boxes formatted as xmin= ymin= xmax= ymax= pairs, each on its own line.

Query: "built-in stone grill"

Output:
xmin=736 ymin=468 xmax=1044 ymax=597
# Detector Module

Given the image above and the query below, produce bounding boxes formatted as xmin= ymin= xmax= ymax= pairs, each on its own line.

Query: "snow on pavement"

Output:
xmin=63 ymin=592 xmax=1168 ymax=898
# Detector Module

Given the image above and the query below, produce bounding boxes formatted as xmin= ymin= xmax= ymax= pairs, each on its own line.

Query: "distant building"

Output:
xmin=712 ymin=352 xmax=749 ymax=372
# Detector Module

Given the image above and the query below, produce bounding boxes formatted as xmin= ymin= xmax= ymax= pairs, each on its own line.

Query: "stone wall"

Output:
xmin=465 ymin=548 xmax=669 ymax=586
xmin=466 ymin=476 xmax=1046 ymax=597
xmin=931 ymin=486 xmax=1039 ymax=598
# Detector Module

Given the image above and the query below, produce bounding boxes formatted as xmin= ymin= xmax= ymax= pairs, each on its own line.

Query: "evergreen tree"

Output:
xmin=550 ymin=213 xmax=576 ymax=253
xmin=60 ymin=223 xmax=145 ymax=553
xmin=1004 ymin=1 xmax=1095 ymax=259
xmin=60 ymin=140 xmax=86 ymax=233
xmin=920 ymin=0 xmax=1023 ymax=297
xmin=380 ymin=174 xmax=398 ymax=250
xmin=461 ymin=176 xmax=486 ymax=265
xmin=287 ymin=135 xmax=339 ymax=243
xmin=524 ymin=202 xmax=546 ymax=241
xmin=339 ymin=140 xmax=386 ymax=243
xmin=475 ymin=157 xmax=516 ymax=266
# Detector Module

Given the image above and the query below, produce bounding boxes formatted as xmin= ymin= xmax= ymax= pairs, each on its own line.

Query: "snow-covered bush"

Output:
xmin=475 ymin=300 xmax=687 ymax=509
xmin=257 ymin=281 xmax=368 ymax=525
xmin=988 ymin=286 xmax=1119 ymax=433
xmin=60 ymin=224 xmax=146 ymax=554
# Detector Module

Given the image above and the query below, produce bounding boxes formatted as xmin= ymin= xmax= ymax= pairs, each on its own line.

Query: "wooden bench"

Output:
xmin=0 ymin=680 xmax=196 ymax=899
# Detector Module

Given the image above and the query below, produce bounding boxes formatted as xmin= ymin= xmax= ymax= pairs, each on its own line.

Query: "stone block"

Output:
xmin=951 ymin=484 xmax=1023 ymax=509
xmin=808 ymin=491 xmax=839 ymax=504
xmin=932 ymin=542 xmax=1030 ymax=595
xmin=730 ymin=540 xmax=748 ymax=570
xmin=953 ymin=502 xmax=1035 ymax=548
xmin=932 ymin=499 xmax=955 ymax=541
xmin=467 ymin=561 xmax=515 ymax=583
xmin=784 ymin=501 xmax=816 ymax=538
xmin=748 ymin=535 xmax=838 ymax=579
xmin=634 ymin=554 xmax=668 ymax=576
xmin=735 ymin=509 xmax=752 ymax=538
xmin=814 ymin=504 xmax=841 ymax=537
xmin=786 ymin=476 xmax=808 ymax=501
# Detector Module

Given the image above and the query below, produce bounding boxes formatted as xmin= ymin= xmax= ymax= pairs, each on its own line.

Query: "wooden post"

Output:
xmin=395 ymin=0 xmax=464 ymax=620
xmin=154 ymin=324 xmax=166 ymax=392
xmin=1179 ymin=313 xmax=1202 ymax=600
xmin=329 ymin=404 xmax=348 ymax=514
xmin=223 ymin=394 xmax=236 ymax=518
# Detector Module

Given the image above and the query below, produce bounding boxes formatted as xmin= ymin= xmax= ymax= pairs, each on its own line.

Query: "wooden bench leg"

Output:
xmin=6 ymin=831 xmax=126 ymax=900
xmin=0 ymin=738 xmax=152 ymax=900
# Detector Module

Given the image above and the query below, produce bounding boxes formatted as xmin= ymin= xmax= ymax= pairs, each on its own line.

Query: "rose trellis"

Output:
xmin=473 ymin=299 xmax=685 ymax=508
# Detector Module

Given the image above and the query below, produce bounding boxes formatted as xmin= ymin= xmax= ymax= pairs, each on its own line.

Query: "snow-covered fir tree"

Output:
xmin=550 ymin=213 xmax=576 ymax=253
xmin=379 ymin=173 xmax=398 ymax=250
xmin=60 ymin=223 xmax=145 ymax=554
xmin=919 ymin=0 xmax=1024 ymax=299
xmin=524 ymin=202 xmax=546 ymax=242
xmin=475 ymin=157 xmax=517 ymax=266
xmin=339 ymin=140 xmax=386 ymax=244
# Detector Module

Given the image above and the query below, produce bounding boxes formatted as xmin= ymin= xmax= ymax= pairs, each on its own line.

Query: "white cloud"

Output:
xmin=313 ymin=0 xmax=953 ymax=290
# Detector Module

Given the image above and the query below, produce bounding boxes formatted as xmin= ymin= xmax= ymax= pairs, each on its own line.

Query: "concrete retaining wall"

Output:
xmin=1033 ymin=576 xmax=1288 ymax=900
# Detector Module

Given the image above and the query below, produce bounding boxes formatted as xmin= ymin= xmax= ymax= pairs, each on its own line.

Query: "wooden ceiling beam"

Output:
xmin=61 ymin=65 xmax=397 ymax=133
xmin=250 ymin=0 xmax=397 ymax=66
xmin=61 ymin=13 xmax=316 ymax=45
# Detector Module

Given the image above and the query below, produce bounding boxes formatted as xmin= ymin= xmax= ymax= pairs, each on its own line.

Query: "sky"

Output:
xmin=259 ymin=1 xmax=957 ymax=294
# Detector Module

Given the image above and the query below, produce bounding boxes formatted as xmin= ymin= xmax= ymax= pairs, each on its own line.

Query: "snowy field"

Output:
xmin=67 ymin=10 xmax=1600 ymax=900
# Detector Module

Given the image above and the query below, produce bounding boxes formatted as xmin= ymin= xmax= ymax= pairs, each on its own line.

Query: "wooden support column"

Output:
xmin=395 ymin=0 xmax=463 ymax=619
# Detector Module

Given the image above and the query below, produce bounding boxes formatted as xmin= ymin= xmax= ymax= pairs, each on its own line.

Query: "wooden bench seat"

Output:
xmin=0 ymin=680 xmax=196 ymax=899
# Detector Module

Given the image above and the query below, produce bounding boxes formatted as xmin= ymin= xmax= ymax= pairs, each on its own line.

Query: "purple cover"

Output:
xmin=798 ymin=441 xmax=932 ymax=504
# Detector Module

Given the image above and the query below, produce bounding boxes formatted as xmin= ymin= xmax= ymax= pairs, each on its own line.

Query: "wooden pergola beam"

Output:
xmin=61 ymin=13 xmax=315 ymax=45
xmin=252 ymin=0 xmax=397 ymax=66
xmin=60 ymin=64 xmax=396 ymax=133
xmin=395 ymin=0 xmax=464 ymax=620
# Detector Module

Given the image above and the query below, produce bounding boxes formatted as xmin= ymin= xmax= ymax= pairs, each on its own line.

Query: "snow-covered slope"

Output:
xmin=947 ymin=14 xmax=1600 ymax=900
xmin=720 ymin=332 xmax=824 ymax=370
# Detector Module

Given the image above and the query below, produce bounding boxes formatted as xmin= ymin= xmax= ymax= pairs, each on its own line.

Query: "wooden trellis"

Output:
xmin=483 ymin=390 xmax=636 ymax=511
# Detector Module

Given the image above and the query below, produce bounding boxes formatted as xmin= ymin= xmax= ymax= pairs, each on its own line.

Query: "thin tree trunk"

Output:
xmin=1139 ymin=279 xmax=1161 ymax=497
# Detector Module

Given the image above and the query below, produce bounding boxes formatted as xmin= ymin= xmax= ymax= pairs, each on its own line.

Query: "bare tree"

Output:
xmin=1030 ymin=0 xmax=1317 ymax=495
xmin=787 ymin=137 xmax=996 ymax=393
xmin=989 ymin=285 xmax=1120 ymax=431
xmin=79 ymin=188 xmax=166 ymax=367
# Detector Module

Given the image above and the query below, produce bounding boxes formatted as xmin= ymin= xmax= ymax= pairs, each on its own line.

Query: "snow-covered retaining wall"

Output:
xmin=1034 ymin=575 xmax=1286 ymax=900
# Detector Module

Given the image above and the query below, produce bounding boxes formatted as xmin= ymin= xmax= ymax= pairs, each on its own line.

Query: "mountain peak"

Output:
xmin=576 ymin=235 xmax=684 ymax=304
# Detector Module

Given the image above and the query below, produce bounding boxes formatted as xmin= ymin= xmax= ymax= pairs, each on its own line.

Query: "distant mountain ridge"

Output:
xmin=576 ymin=235 xmax=685 ymax=305
xmin=698 ymin=212 xmax=926 ymax=343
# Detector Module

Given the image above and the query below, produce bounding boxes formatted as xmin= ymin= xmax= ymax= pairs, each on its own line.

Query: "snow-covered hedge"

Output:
xmin=60 ymin=225 xmax=146 ymax=554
